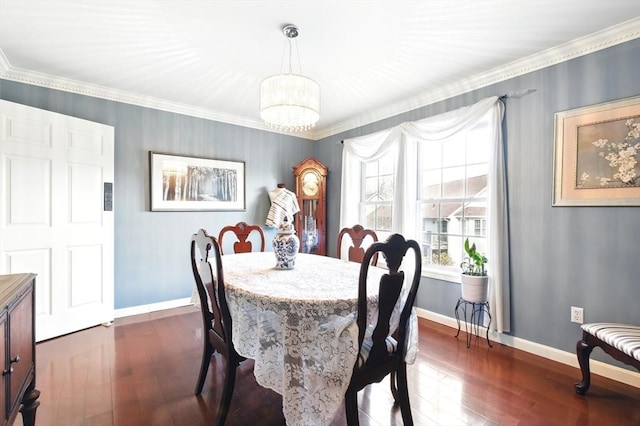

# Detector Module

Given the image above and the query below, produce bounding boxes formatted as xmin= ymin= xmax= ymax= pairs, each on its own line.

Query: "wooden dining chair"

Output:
xmin=345 ymin=233 xmax=422 ymax=425
xmin=337 ymin=224 xmax=379 ymax=265
xmin=218 ymin=222 xmax=266 ymax=254
xmin=190 ymin=228 xmax=246 ymax=425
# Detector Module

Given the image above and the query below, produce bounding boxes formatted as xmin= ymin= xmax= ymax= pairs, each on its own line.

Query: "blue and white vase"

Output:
xmin=273 ymin=216 xmax=300 ymax=269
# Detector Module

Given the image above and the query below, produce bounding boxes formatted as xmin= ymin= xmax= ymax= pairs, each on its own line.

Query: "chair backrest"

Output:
xmin=218 ymin=222 xmax=266 ymax=255
xmin=356 ymin=233 xmax=421 ymax=370
xmin=337 ymin=224 xmax=379 ymax=264
xmin=190 ymin=228 xmax=233 ymax=354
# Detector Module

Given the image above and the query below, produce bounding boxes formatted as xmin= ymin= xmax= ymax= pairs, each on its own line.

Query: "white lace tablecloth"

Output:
xmin=222 ymin=252 xmax=416 ymax=426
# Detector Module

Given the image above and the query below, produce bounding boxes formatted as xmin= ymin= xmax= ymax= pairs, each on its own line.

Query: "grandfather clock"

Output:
xmin=293 ymin=158 xmax=327 ymax=255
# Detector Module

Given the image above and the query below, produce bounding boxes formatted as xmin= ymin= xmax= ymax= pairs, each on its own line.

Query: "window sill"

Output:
xmin=421 ymin=267 xmax=461 ymax=284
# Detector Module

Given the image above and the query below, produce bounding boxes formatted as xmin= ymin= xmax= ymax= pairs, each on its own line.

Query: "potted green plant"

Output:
xmin=460 ymin=238 xmax=489 ymax=302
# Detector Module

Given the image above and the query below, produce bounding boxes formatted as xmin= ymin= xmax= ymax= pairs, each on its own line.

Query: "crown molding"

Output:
xmin=0 ymin=49 xmax=10 ymax=74
xmin=0 ymin=58 xmax=274 ymax=132
xmin=311 ymin=17 xmax=640 ymax=140
xmin=2 ymin=18 xmax=639 ymax=141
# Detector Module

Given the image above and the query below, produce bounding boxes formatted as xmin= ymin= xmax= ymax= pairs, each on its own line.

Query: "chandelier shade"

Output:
xmin=260 ymin=24 xmax=320 ymax=133
xmin=260 ymin=73 xmax=320 ymax=132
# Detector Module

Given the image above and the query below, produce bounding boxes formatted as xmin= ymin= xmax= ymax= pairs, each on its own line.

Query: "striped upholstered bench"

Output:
xmin=575 ymin=323 xmax=640 ymax=394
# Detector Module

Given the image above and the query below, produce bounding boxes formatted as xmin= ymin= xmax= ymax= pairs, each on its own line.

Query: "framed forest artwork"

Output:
xmin=150 ymin=151 xmax=245 ymax=211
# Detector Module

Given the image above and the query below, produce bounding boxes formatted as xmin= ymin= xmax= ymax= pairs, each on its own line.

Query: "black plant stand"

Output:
xmin=455 ymin=297 xmax=493 ymax=348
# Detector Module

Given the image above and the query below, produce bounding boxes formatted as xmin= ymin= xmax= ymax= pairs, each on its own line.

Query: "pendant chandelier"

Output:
xmin=260 ymin=24 xmax=320 ymax=132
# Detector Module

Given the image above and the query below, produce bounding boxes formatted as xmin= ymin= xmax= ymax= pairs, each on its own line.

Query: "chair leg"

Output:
xmin=215 ymin=359 xmax=238 ymax=426
xmin=389 ymin=371 xmax=399 ymax=404
xmin=396 ymin=364 xmax=414 ymax=426
xmin=575 ymin=339 xmax=594 ymax=395
xmin=195 ymin=340 xmax=213 ymax=395
xmin=345 ymin=389 xmax=359 ymax=426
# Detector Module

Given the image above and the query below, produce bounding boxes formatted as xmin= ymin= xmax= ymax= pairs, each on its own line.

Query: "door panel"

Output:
xmin=69 ymin=244 xmax=103 ymax=306
xmin=6 ymin=155 xmax=51 ymax=225
xmin=0 ymin=100 xmax=114 ymax=342
xmin=5 ymin=249 xmax=51 ymax=317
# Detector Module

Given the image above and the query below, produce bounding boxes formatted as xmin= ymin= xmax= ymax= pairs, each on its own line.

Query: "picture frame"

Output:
xmin=553 ymin=96 xmax=640 ymax=206
xmin=150 ymin=151 xmax=245 ymax=211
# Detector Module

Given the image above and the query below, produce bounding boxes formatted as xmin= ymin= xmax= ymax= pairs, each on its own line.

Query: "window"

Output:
xmin=361 ymin=156 xmax=394 ymax=242
xmin=356 ymin=117 xmax=493 ymax=279
xmin=417 ymin=120 xmax=490 ymax=276
xmin=343 ymin=97 xmax=509 ymax=330
xmin=473 ymin=219 xmax=487 ymax=236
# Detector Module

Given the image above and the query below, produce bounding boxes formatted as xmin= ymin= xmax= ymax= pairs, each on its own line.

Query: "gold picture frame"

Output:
xmin=150 ymin=151 xmax=246 ymax=211
xmin=553 ymin=96 xmax=640 ymax=206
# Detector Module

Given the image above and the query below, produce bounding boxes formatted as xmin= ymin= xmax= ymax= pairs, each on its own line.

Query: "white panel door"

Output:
xmin=0 ymin=100 xmax=114 ymax=342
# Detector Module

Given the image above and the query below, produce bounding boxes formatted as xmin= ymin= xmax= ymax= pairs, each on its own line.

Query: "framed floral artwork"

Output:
xmin=553 ymin=96 xmax=640 ymax=206
xmin=150 ymin=151 xmax=245 ymax=211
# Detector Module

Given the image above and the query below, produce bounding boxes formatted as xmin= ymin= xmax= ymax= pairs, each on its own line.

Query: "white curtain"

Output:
xmin=340 ymin=96 xmax=511 ymax=333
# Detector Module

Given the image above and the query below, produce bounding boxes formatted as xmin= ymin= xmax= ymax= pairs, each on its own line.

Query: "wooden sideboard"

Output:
xmin=0 ymin=274 xmax=39 ymax=426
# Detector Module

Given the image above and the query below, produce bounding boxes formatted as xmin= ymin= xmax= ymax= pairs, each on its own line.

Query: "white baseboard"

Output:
xmin=114 ymin=297 xmax=193 ymax=319
xmin=415 ymin=307 xmax=640 ymax=389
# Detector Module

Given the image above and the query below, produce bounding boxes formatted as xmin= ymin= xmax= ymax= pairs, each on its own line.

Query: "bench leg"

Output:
xmin=575 ymin=339 xmax=593 ymax=395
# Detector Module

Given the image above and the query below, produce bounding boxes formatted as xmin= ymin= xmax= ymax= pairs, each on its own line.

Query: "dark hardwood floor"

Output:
xmin=18 ymin=306 xmax=639 ymax=426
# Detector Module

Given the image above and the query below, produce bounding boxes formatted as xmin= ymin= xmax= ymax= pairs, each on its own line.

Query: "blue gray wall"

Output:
xmin=1 ymin=39 xmax=638 ymax=368
xmin=314 ymin=39 xmax=640 ymax=364
xmin=0 ymin=83 xmax=312 ymax=308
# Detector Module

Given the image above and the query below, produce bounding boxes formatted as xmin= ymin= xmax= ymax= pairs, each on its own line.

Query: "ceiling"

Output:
xmin=1 ymin=1 xmax=639 ymax=140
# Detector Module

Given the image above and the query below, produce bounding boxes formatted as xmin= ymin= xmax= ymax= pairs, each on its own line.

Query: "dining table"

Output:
xmin=221 ymin=251 xmax=418 ymax=426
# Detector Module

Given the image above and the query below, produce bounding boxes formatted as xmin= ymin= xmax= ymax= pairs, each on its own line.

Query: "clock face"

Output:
xmin=302 ymin=172 xmax=319 ymax=196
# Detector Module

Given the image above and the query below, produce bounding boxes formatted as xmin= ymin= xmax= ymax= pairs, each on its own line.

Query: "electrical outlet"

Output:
xmin=571 ymin=306 xmax=584 ymax=324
